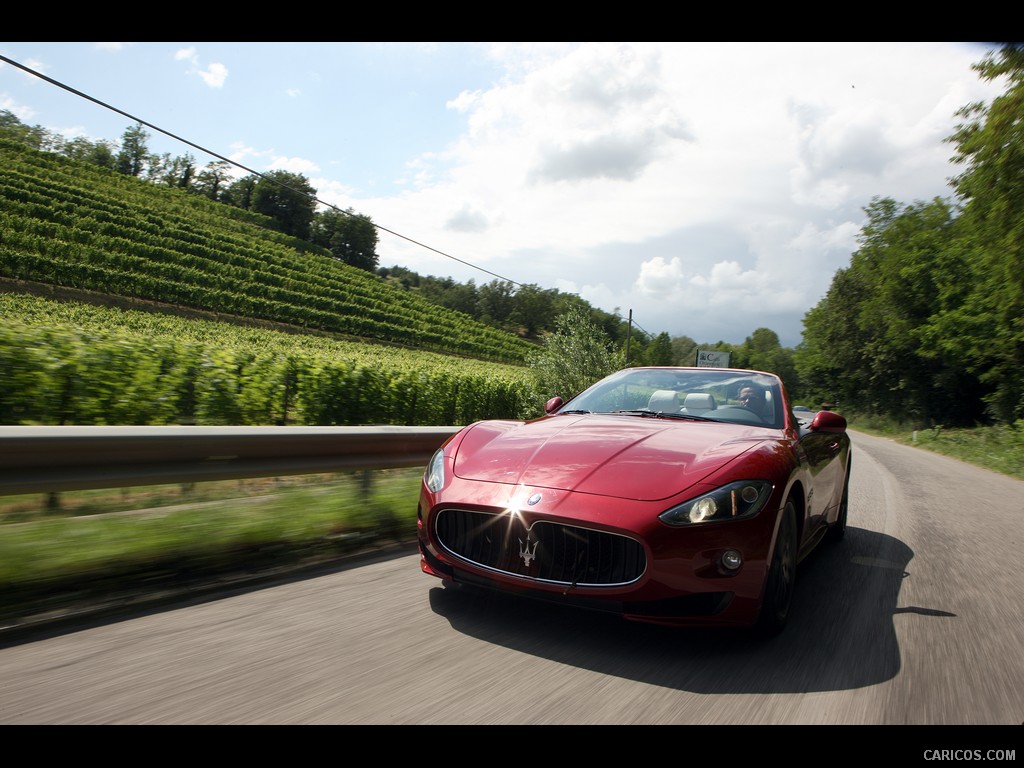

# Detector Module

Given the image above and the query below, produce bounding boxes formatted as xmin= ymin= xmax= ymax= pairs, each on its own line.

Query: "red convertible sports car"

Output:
xmin=417 ymin=366 xmax=851 ymax=635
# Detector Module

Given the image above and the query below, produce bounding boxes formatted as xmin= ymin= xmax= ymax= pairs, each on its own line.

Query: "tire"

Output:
xmin=827 ymin=462 xmax=851 ymax=543
xmin=755 ymin=498 xmax=798 ymax=637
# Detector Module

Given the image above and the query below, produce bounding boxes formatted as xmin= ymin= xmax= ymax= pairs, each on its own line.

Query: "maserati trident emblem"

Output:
xmin=527 ymin=493 xmax=542 ymax=505
xmin=519 ymin=536 xmax=539 ymax=566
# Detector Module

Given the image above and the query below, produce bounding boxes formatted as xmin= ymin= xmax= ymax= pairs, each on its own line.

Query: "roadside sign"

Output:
xmin=696 ymin=350 xmax=730 ymax=368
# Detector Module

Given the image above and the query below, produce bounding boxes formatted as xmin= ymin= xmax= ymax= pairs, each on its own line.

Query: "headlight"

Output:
xmin=658 ymin=480 xmax=773 ymax=526
xmin=424 ymin=448 xmax=445 ymax=493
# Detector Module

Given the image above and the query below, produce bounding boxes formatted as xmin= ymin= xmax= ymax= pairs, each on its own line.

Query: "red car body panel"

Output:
xmin=452 ymin=416 xmax=770 ymax=501
xmin=417 ymin=367 xmax=851 ymax=631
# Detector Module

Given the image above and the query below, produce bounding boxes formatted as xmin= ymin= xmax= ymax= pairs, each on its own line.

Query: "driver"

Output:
xmin=738 ymin=385 xmax=769 ymax=420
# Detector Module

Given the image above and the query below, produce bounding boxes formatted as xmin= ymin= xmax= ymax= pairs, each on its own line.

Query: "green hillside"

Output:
xmin=0 ymin=138 xmax=535 ymax=365
xmin=0 ymin=292 xmax=538 ymax=426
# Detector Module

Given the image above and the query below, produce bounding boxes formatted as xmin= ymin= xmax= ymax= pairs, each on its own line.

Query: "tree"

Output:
xmin=940 ymin=43 xmax=1024 ymax=422
xmin=115 ymin=123 xmax=151 ymax=177
xmin=222 ymin=174 xmax=258 ymax=210
xmin=732 ymin=328 xmax=799 ymax=395
xmin=796 ymin=192 xmax=992 ymax=424
xmin=670 ymin=335 xmax=698 ymax=366
xmin=477 ymin=280 xmax=516 ymax=329
xmin=643 ymin=332 xmax=674 ymax=365
xmin=250 ymin=170 xmax=317 ymax=239
xmin=309 ymin=207 xmax=379 ymax=271
xmin=150 ymin=152 xmax=198 ymax=189
xmin=797 ymin=265 xmax=875 ymax=410
xmin=192 ymin=160 xmax=234 ymax=201
xmin=0 ymin=109 xmax=51 ymax=150
xmin=527 ymin=305 xmax=625 ymax=399
xmin=59 ymin=136 xmax=117 ymax=168
xmin=434 ymin=278 xmax=479 ymax=317
xmin=509 ymin=283 xmax=557 ymax=338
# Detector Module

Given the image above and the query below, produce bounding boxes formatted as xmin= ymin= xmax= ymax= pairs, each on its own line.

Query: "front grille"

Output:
xmin=434 ymin=508 xmax=646 ymax=587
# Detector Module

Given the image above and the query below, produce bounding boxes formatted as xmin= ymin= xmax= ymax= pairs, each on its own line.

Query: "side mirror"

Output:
xmin=545 ymin=396 xmax=564 ymax=414
xmin=810 ymin=410 xmax=847 ymax=434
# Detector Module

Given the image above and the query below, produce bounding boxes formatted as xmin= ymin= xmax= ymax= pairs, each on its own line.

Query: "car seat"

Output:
xmin=647 ymin=390 xmax=680 ymax=412
xmin=682 ymin=392 xmax=717 ymax=415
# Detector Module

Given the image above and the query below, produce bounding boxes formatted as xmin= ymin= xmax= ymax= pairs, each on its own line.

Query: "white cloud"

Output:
xmin=0 ymin=94 xmax=34 ymax=121
xmin=358 ymin=42 xmax=1005 ymax=346
xmin=197 ymin=62 xmax=228 ymax=88
xmin=312 ymin=177 xmax=358 ymax=209
xmin=636 ymin=256 xmax=686 ymax=298
xmin=174 ymin=47 xmax=228 ymax=88
xmin=267 ymin=155 xmax=320 ymax=174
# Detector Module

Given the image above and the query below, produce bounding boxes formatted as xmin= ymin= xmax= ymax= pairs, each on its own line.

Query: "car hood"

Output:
xmin=451 ymin=414 xmax=767 ymax=501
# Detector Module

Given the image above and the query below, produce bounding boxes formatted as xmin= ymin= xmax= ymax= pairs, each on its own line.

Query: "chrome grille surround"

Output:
xmin=434 ymin=507 xmax=647 ymax=587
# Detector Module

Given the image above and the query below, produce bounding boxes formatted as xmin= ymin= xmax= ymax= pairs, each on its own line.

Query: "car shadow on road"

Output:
xmin=428 ymin=526 xmax=938 ymax=693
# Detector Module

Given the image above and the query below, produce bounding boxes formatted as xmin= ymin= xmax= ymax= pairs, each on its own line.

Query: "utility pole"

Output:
xmin=625 ymin=309 xmax=633 ymax=364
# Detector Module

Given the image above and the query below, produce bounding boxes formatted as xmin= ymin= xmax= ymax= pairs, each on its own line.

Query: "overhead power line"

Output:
xmin=0 ymin=53 xmax=523 ymax=287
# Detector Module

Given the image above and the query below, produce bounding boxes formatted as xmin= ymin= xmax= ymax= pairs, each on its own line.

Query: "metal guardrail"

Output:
xmin=0 ymin=426 xmax=461 ymax=496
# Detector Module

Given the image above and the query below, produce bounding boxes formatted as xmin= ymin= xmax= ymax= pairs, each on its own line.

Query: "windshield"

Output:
xmin=556 ymin=367 xmax=785 ymax=429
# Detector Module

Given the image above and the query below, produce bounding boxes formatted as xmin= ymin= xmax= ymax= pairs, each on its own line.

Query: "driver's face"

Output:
xmin=739 ymin=388 xmax=760 ymax=405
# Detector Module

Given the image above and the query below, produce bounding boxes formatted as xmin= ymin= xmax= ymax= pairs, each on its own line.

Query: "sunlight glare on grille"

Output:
xmin=435 ymin=508 xmax=645 ymax=586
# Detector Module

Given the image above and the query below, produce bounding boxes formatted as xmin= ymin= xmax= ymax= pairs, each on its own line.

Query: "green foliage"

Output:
xmin=250 ymin=170 xmax=318 ymax=240
xmin=902 ymin=421 xmax=1024 ymax=481
xmin=643 ymin=332 xmax=674 ymax=365
xmin=797 ymin=44 xmax=1024 ymax=426
xmin=0 ymin=137 xmax=536 ymax=364
xmin=0 ymin=109 xmax=49 ymax=150
xmin=0 ymin=109 xmax=645 ymax=358
xmin=0 ymin=468 xmax=426 ymax=617
xmin=191 ymin=160 xmax=233 ymax=201
xmin=115 ymin=123 xmax=150 ymax=177
xmin=377 ymin=266 xmax=637 ymax=345
xmin=310 ymin=207 xmax=379 ymax=271
xmin=670 ymin=335 xmax=699 ymax=366
xmin=527 ymin=305 xmax=625 ymax=400
xmin=0 ymin=294 xmax=539 ymax=426
xmin=731 ymin=328 xmax=796 ymax=382
xmin=59 ymin=136 xmax=117 ymax=169
xmin=508 ymin=283 xmax=557 ymax=338
xmin=796 ymin=197 xmax=971 ymax=420
xmin=939 ymin=44 xmax=1024 ymax=423
xmin=854 ymin=416 xmax=1024 ymax=482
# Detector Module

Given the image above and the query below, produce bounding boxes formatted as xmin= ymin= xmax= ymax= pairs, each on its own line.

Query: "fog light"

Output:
xmin=721 ymin=549 xmax=742 ymax=570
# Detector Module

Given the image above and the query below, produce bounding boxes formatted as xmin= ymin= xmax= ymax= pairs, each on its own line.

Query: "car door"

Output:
xmin=798 ymin=412 xmax=847 ymax=531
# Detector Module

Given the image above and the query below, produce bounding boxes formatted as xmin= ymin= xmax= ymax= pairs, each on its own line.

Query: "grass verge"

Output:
xmin=0 ymin=469 xmax=423 ymax=626
xmin=848 ymin=416 xmax=1024 ymax=482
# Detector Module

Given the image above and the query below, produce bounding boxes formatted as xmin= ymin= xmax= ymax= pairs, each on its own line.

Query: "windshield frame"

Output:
xmin=554 ymin=367 xmax=786 ymax=429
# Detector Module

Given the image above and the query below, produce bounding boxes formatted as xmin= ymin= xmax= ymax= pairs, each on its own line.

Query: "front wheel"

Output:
xmin=755 ymin=498 xmax=797 ymax=637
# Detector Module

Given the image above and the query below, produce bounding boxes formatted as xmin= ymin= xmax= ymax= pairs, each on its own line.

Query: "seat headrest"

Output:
xmin=683 ymin=393 xmax=716 ymax=410
xmin=647 ymin=390 xmax=680 ymax=411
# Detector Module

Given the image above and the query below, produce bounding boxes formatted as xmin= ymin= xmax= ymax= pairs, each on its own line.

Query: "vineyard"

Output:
xmin=0 ymin=138 xmax=551 ymax=427
xmin=0 ymin=138 xmax=536 ymax=366
xmin=0 ymin=293 xmax=539 ymax=426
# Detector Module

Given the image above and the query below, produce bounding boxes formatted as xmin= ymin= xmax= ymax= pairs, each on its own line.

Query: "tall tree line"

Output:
xmin=797 ymin=44 xmax=1024 ymax=426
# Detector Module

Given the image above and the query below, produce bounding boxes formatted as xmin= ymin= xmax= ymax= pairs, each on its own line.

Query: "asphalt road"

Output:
xmin=2 ymin=430 xmax=1023 ymax=727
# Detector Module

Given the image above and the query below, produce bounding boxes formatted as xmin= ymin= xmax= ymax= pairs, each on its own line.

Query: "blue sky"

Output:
xmin=0 ymin=42 xmax=1008 ymax=347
